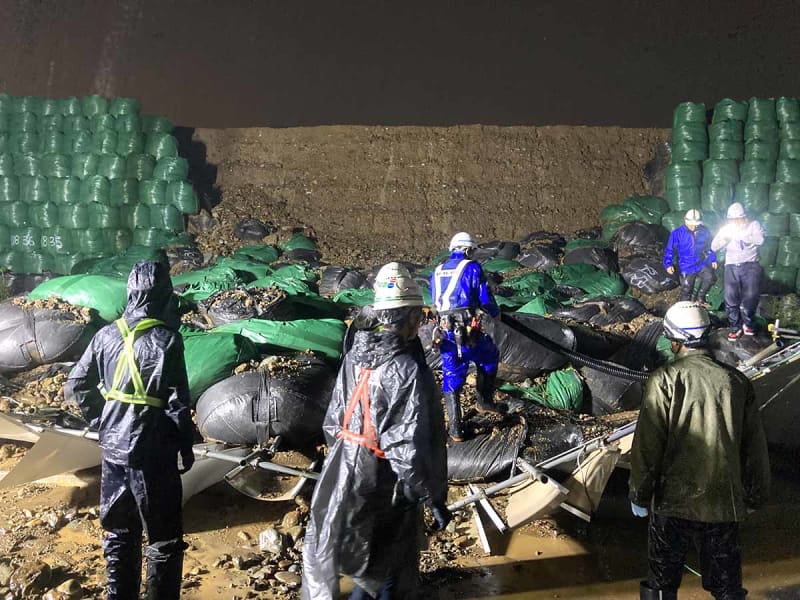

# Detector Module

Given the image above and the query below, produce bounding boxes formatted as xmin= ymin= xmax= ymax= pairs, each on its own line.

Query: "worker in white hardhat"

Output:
xmin=629 ymin=301 xmax=769 ymax=600
xmin=711 ymin=202 xmax=765 ymax=340
xmin=663 ymin=208 xmax=718 ymax=305
xmin=303 ymin=262 xmax=450 ymax=600
xmin=429 ymin=232 xmax=503 ymax=443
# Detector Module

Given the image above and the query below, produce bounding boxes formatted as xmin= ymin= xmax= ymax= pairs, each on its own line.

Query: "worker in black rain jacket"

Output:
xmin=302 ymin=262 xmax=450 ymax=600
xmin=629 ymin=301 xmax=770 ymax=600
xmin=65 ymin=260 xmax=195 ymax=600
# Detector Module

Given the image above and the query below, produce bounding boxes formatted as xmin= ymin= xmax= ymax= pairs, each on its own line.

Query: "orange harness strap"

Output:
xmin=337 ymin=368 xmax=386 ymax=459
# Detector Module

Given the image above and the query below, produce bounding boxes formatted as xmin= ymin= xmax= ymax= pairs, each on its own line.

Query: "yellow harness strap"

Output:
xmin=102 ymin=318 xmax=166 ymax=408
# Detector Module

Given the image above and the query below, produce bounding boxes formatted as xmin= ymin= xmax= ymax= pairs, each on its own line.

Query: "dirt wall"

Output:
xmin=194 ymin=125 xmax=669 ymax=264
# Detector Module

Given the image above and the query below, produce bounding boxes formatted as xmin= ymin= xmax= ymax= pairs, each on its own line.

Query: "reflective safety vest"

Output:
xmin=432 ymin=258 xmax=473 ymax=312
xmin=101 ymin=318 xmax=166 ymax=408
xmin=336 ymin=368 xmax=385 ymax=459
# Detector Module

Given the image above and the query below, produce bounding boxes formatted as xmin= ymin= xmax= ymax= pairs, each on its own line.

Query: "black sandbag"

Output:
xmin=521 ymin=419 xmax=584 ymax=464
xmin=563 ymin=246 xmax=618 ymax=271
xmin=234 ymin=218 xmax=272 ymax=241
xmin=447 ymin=421 xmax=527 ymax=482
xmin=581 ymin=365 xmax=643 ymax=415
xmin=166 ymin=246 xmax=203 ymax=274
xmin=483 ymin=313 xmax=573 ymax=381
xmin=473 ymin=240 xmax=521 ymax=262
xmin=0 ymin=300 xmax=97 ymax=373
xmin=518 ymin=245 xmax=561 ymax=270
xmin=552 ymin=297 xmax=646 ymax=327
xmin=200 ymin=288 xmax=294 ymax=326
xmin=611 ymin=222 xmax=668 ymax=251
xmin=572 ymin=227 xmax=602 ymax=240
xmin=520 ymin=231 xmax=566 ymax=251
xmin=195 ymin=356 xmax=336 ymax=447
xmin=622 ymin=320 xmax=665 ymax=371
xmin=622 ymin=256 xmax=678 ymax=293
xmin=318 ymin=266 xmax=367 ymax=296
xmin=568 ymin=324 xmax=630 ymax=359
xmin=283 ymin=248 xmax=322 ymax=264
xmin=707 ymin=329 xmax=772 ymax=368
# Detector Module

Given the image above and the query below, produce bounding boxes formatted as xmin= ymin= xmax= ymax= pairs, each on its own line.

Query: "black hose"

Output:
xmin=499 ymin=313 xmax=651 ymax=383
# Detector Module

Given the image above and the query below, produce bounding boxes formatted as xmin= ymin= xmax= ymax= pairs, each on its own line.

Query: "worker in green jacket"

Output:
xmin=629 ymin=301 xmax=770 ymax=600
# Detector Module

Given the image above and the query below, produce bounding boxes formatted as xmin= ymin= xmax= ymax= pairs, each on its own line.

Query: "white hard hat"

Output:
xmin=372 ymin=262 xmax=424 ymax=310
xmin=727 ymin=202 xmax=746 ymax=219
xmin=684 ymin=209 xmax=702 ymax=225
xmin=449 ymin=232 xmax=477 ymax=252
xmin=663 ymin=301 xmax=711 ymax=347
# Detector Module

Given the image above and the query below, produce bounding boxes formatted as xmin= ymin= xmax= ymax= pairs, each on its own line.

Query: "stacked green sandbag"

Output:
xmin=600 ymin=195 xmax=669 ymax=240
xmin=665 ymin=102 xmax=706 ymax=223
xmin=0 ymin=93 xmax=199 ymax=275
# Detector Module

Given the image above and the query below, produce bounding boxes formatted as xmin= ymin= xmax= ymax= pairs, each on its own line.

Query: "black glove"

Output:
xmin=178 ymin=448 xmax=195 ymax=474
xmin=430 ymin=502 xmax=452 ymax=532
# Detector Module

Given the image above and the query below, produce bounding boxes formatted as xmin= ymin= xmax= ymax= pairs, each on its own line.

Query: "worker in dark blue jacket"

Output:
xmin=430 ymin=232 xmax=503 ymax=442
xmin=663 ymin=209 xmax=718 ymax=305
xmin=65 ymin=260 xmax=195 ymax=600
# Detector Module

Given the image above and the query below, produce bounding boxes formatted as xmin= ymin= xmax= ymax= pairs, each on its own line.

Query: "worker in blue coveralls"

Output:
xmin=430 ymin=232 xmax=504 ymax=443
xmin=663 ymin=209 xmax=718 ymax=306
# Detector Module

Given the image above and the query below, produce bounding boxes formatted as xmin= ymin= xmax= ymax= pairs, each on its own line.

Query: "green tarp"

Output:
xmin=29 ymin=274 xmax=127 ymax=321
xmin=213 ymin=318 xmax=346 ymax=361
xmin=181 ymin=329 xmax=258 ymax=404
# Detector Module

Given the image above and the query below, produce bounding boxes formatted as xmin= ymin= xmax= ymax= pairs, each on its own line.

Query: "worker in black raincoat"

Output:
xmin=302 ymin=262 xmax=450 ymax=600
xmin=65 ymin=260 xmax=195 ymax=600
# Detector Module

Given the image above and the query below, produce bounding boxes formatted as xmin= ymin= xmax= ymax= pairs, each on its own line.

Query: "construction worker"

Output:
xmin=663 ymin=208 xmax=718 ymax=305
xmin=302 ymin=263 xmax=450 ymax=600
xmin=711 ymin=202 xmax=765 ymax=340
xmin=629 ymin=301 xmax=770 ymax=600
xmin=430 ymin=231 xmax=503 ymax=443
xmin=65 ymin=260 xmax=195 ymax=600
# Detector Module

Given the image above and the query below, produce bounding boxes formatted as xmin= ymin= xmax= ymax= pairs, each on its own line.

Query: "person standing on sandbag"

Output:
xmin=430 ymin=231 xmax=503 ymax=443
xmin=302 ymin=262 xmax=450 ymax=600
xmin=663 ymin=209 xmax=718 ymax=305
xmin=65 ymin=260 xmax=195 ymax=600
xmin=629 ymin=301 xmax=770 ymax=600
xmin=711 ymin=202 xmax=765 ymax=340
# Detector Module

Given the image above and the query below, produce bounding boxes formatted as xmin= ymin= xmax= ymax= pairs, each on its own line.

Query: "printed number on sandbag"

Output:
xmin=629 ymin=264 xmax=658 ymax=287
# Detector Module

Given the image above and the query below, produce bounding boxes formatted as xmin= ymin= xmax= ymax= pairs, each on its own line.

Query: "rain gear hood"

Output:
xmin=302 ymin=324 xmax=448 ymax=600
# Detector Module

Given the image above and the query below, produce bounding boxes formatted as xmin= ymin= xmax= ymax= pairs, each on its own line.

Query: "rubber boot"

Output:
xmin=640 ymin=581 xmax=677 ymax=600
xmin=444 ymin=392 xmax=465 ymax=442
xmin=475 ymin=370 xmax=507 ymax=415
xmin=143 ymin=539 xmax=185 ymax=600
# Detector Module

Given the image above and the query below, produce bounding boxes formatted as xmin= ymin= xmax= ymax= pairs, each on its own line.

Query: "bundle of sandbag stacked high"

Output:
xmin=662 ymin=102 xmax=707 ymax=233
xmin=0 ymin=94 xmax=199 ymax=275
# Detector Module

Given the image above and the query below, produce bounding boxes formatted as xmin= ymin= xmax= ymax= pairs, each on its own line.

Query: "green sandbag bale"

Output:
xmin=28 ymin=274 xmax=128 ymax=321
xmin=0 ymin=176 xmax=19 ymax=203
xmin=280 ymin=233 xmax=317 ymax=252
xmin=700 ymin=209 xmax=722 ymax=232
xmin=139 ymin=179 xmax=166 ymax=205
xmin=215 ymin=257 xmax=274 ymax=281
xmin=247 ymin=275 xmax=314 ymax=296
xmin=23 ymin=252 xmax=52 ymax=274
xmin=88 ymin=204 xmax=120 ymax=229
xmin=109 ymin=97 xmax=141 ymax=117
xmin=40 ymin=154 xmax=71 ymax=178
xmin=172 ymin=266 xmax=244 ymax=301
xmin=153 ymin=157 xmax=189 ymax=182
xmin=59 ymin=204 xmax=90 ymax=229
xmin=29 ymin=202 xmax=59 ymax=228
xmin=709 ymin=139 xmax=743 ymax=160
xmin=75 ymin=228 xmax=111 ymax=257
xmin=516 ymin=293 xmax=561 ymax=316
xmin=701 ymin=185 xmax=733 ymax=212
xmin=13 ymin=154 xmax=39 ymax=177
xmin=107 ymin=229 xmax=133 ymax=254
xmin=4 ymin=202 xmax=28 ymax=227
xmin=19 ymin=176 xmax=50 ymax=204
xmin=0 ymin=134 xmax=7 ymax=154
xmin=71 ymin=153 xmax=99 ymax=179
xmin=744 ymin=120 xmax=779 ymax=143
xmin=114 ymin=114 xmax=141 ymax=133
xmin=97 ymin=154 xmax=126 ymax=180
xmin=760 ymin=237 xmax=779 ymax=267
xmin=777 ymin=97 xmax=800 ymax=123
xmin=502 ymin=272 xmax=556 ymax=296
xmin=126 ymin=154 xmax=155 ymax=180
xmin=90 ymin=114 xmax=115 ymax=132
xmin=747 ymin=97 xmax=777 ymax=123
xmin=144 ymin=133 xmax=178 ymax=160
xmin=672 ymin=122 xmax=707 ymax=143
xmin=548 ymin=263 xmax=596 ymax=284
xmin=665 ymin=186 xmax=701 ymax=211
xmin=781 ymin=122 xmax=800 ymax=141
xmin=739 ymin=159 xmax=776 ymax=184
xmin=116 ymin=131 xmax=144 ymax=156
xmin=91 ymin=130 xmax=117 ymax=154
xmin=68 ymin=131 xmax=93 ymax=154
xmin=760 ymin=212 xmax=789 ymax=237
xmin=0 ymin=155 xmax=12 ymax=177
xmin=63 ymin=115 xmax=89 ymax=133
xmin=166 ymin=180 xmax=199 ymax=214
xmin=769 ymin=183 xmax=800 ymax=214
xmin=41 ymin=129 xmax=67 ymax=153
xmin=132 ymin=227 xmax=173 ymax=248
xmin=665 ymin=161 xmax=702 ymax=189
xmin=0 ymin=224 xmax=8 ymax=249
xmin=9 ymin=131 xmax=39 ymax=154
xmin=482 ymin=258 xmax=520 ymax=273
xmin=40 ymin=98 xmax=60 ymax=116
xmin=181 ymin=329 xmax=258 ymax=405
xmin=79 ymin=246 xmax=162 ymax=278
xmin=81 ymin=95 xmax=109 ymax=117
xmin=671 ymin=140 xmax=707 ymax=161
xmin=10 ymin=111 xmax=37 ymax=132
xmin=624 ymin=195 xmax=669 ymax=218
xmin=150 ymin=204 xmax=184 ymax=232
xmin=673 ymin=102 xmax=706 ymax=126
xmin=600 ymin=204 xmax=634 ymax=224
xmin=661 ymin=211 xmax=686 ymax=232
xmin=271 ymin=263 xmax=319 ymax=284
xmin=9 ymin=227 xmax=39 ymax=252
xmin=776 ymin=159 xmax=800 ymax=184
xmin=763 ymin=267 xmax=798 ymax=294
xmin=110 ymin=178 xmax=138 ymax=207
xmin=734 ymin=183 xmax=769 ymax=214
xmin=212 ymin=319 xmax=346 ymax=361
xmin=574 ymin=268 xmax=625 ymax=298
xmin=39 ymin=227 xmax=74 ymax=256
xmin=702 ymin=159 xmax=738 ymax=185
xmin=775 ymin=237 xmax=800 ymax=268
xmin=332 ymin=288 xmax=375 ymax=306
xmin=52 ymin=253 xmax=85 ymax=275
xmin=80 ymin=175 xmax=110 ymax=204
xmin=543 ymin=368 xmax=584 ymax=411
xmin=779 ymin=140 xmax=800 ymax=160
xmin=124 ymin=204 xmax=151 ymax=229
xmin=0 ymin=250 xmax=23 ymax=272
xmin=708 ymin=120 xmax=743 ymax=141
xmin=141 ymin=115 xmax=174 ymax=134
xmin=601 ymin=220 xmax=627 ymax=241
xmin=564 ymin=238 xmax=608 ymax=252
xmin=232 ymin=245 xmax=280 ymax=264
xmin=790 ymin=215 xmax=800 ymax=238
xmin=712 ymin=98 xmax=748 ymax=123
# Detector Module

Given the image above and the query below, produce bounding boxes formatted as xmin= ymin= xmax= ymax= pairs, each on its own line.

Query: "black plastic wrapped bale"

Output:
xmin=166 ymin=246 xmax=203 ymax=274
xmin=611 ymin=222 xmax=668 ymax=252
xmin=622 ymin=257 xmax=678 ymax=294
xmin=517 ymin=245 xmax=561 ymax=270
xmin=319 ymin=266 xmax=367 ymax=296
xmin=581 ymin=364 xmax=643 ymax=416
xmin=234 ymin=218 xmax=271 ymax=241
xmin=519 ymin=404 xmax=586 ymax=463
xmin=200 ymin=287 xmax=294 ymax=326
xmin=482 ymin=313 xmax=573 ymax=381
xmin=446 ymin=420 xmax=527 ymax=482
xmin=562 ymin=246 xmax=618 ymax=272
xmin=0 ymin=300 xmax=97 ymax=373
xmin=473 ymin=240 xmax=521 ymax=262
xmin=551 ymin=296 xmax=646 ymax=327
xmin=195 ymin=356 xmax=336 ymax=447
xmin=283 ymin=248 xmax=322 ymax=264
xmin=519 ymin=231 xmax=566 ymax=251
